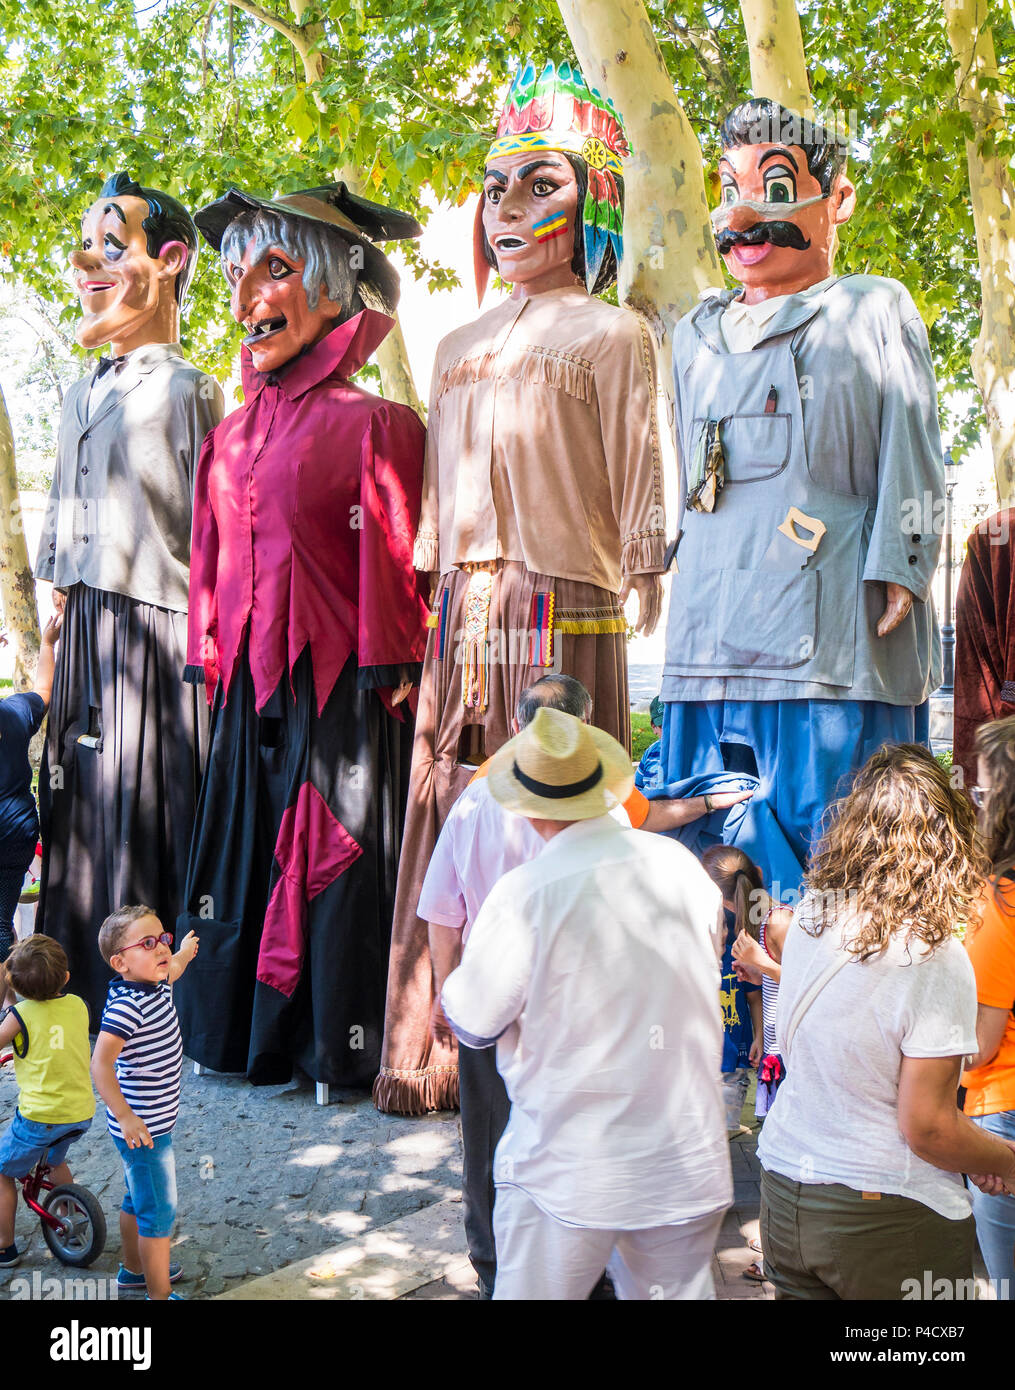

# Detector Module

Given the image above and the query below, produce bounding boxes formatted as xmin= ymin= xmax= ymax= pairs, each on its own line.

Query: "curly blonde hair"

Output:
xmin=974 ymin=715 xmax=1015 ymax=883
xmin=804 ymin=743 xmax=986 ymax=960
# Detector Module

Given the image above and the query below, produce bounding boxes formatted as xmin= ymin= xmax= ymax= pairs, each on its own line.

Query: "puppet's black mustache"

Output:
xmin=715 ymin=221 xmax=812 ymax=255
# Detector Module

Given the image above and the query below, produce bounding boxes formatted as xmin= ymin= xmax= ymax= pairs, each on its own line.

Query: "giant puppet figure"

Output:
xmin=376 ymin=61 xmax=667 ymax=1114
xmin=176 ymin=183 xmax=428 ymax=1092
xmin=37 ymin=173 xmax=224 ymax=1022
xmin=659 ymin=100 xmax=944 ymax=886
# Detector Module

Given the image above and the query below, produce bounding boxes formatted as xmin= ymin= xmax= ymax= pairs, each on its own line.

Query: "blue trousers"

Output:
xmin=661 ymin=699 xmax=930 ymax=890
xmin=971 ymin=1112 xmax=1015 ymax=1298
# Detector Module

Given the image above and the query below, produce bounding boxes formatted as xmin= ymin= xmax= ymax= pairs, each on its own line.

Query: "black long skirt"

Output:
xmin=175 ymin=648 xmax=413 ymax=1089
xmin=37 ymin=583 xmax=207 ymax=1025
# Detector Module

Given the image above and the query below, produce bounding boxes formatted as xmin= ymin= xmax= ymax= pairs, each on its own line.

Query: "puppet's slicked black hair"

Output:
xmin=719 ymin=99 xmax=848 ymax=194
xmin=98 ymin=172 xmax=199 ymax=305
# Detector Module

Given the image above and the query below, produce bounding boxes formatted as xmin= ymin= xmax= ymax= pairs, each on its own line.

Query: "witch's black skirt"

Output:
xmin=37 ymin=583 xmax=206 ymax=1026
xmin=175 ymin=645 xmax=413 ymax=1088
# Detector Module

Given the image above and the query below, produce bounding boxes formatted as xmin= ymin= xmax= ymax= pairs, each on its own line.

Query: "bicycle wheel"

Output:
xmin=41 ymin=1184 xmax=107 ymax=1267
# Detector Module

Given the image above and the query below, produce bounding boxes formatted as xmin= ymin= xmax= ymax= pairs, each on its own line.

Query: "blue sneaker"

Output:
xmin=118 ymin=1263 xmax=183 ymax=1291
xmin=145 ymin=1292 xmax=184 ymax=1300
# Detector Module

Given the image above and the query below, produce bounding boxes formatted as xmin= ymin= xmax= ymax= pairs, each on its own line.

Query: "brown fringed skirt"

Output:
xmin=373 ymin=560 xmax=629 ymax=1115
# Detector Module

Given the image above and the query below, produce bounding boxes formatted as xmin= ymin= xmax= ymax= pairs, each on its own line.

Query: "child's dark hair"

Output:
xmin=98 ymin=904 xmax=158 ymax=965
xmin=701 ymin=845 xmax=774 ymax=942
xmin=0 ymin=935 xmax=69 ymax=1001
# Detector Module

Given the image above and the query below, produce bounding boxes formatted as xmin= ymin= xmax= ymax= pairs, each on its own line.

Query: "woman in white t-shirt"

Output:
xmin=758 ymin=743 xmax=1015 ymax=1300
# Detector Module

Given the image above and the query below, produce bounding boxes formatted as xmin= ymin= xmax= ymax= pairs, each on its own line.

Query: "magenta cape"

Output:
xmin=187 ymin=309 xmax=429 ymax=714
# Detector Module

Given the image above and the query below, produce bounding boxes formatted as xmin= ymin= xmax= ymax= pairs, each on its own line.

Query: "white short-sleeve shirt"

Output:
xmin=442 ymin=815 xmax=730 ymax=1229
xmin=758 ymin=894 xmax=979 ymax=1220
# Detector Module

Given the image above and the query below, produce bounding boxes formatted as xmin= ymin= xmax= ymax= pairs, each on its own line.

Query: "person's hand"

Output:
xmin=732 ymin=930 xmax=767 ymax=973
xmin=41 ymin=612 xmax=64 ymax=646
xmin=177 ymin=930 xmax=200 ymax=965
xmin=733 ymin=959 xmax=764 ymax=986
xmin=120 ymin=1111 xmax=153 ymax=1149
xmin=430 ymin=996 xmax=454 ymax=1049
xmin=749 ymin=1037 xmax=763 ymax=1068
xmin=968 ymin=1173 xmax=1008 ymax=1196
xmin=876 ymin=582 xmax=914 ymax=637
xmin=51 ymin=589 xmax=67 ymax=617
xmin=392 ymin=678 xmax=413 ymax=707
xmin=620 ymin=573 xmax=663 ymax=636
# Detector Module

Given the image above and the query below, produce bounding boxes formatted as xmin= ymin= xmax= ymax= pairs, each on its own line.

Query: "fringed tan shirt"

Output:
xmin=413 ymin=284 xmax=666 ymax=592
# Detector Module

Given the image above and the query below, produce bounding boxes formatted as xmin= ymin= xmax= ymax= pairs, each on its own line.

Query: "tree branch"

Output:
xmin=221 ymin=0 xmax=305 ymax=52
xmin=200 ymin=0 xmax=217 ymax=88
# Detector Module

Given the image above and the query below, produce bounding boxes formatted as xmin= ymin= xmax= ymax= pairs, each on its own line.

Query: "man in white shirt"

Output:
xmin=441 ymin=707 xmax=732 ymax=1299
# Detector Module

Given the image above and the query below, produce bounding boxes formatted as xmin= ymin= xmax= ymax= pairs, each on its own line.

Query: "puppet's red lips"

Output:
xmin=242 ymin=315 xmax=288 ymax=347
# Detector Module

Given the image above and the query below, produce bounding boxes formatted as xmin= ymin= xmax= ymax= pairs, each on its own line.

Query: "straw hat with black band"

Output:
xmin=486 ymin=706 xmax=634 ymax=821
xmin=194 ymin=182 xmax=423 ymax=316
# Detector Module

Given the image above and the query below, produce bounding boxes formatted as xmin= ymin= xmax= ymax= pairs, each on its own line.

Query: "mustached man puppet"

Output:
xmin=177 ymin=184 xmax=428 ymax=1092
xmin=659 ymin=100 xmax=944 ymax=888
xmin=36 ymin=174 xmax=224 ymax=1022
xmin=376 ymin=61 xmax=668 ymax=1114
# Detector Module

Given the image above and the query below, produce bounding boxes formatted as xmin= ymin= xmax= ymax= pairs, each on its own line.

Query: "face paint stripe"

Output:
xmin=532 ymin=213 xmax=569 ymax=240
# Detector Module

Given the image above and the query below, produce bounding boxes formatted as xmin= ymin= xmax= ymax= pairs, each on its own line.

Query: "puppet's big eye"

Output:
xmin=103 ymin=234 xmax=126 ymax=261
xmin=485 ymin=185 xmax=503 ymax=205
xmin=764 ymin=173 xmax=796 ymax=204
xmin=532 ymin=178 xmax=559 ymax=196
xmin=268 ymin=256 xmax=296 ymax=279
xmin=721 ymin=183 xmax=737 ymax=205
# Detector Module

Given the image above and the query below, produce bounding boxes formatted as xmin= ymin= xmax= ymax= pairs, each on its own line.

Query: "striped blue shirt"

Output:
xmin=99 ymin=979 xmax=182 ymax=1139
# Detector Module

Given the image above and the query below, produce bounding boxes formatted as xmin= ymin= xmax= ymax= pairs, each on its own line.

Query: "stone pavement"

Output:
xmin=0 ymin=1057 xmax=772 ymax=1301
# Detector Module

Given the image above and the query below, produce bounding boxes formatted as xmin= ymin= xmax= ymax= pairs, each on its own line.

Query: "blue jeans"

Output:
xmin=971 ymin=1111 xmax=1015 ymax=1298
xmin=112 ymin=1131 xmax=177 ymax=1239
xmin=0 ymin=1110 xmax=91 ymax=1177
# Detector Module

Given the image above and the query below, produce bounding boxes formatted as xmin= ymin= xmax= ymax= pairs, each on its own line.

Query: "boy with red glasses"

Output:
xmin=91 ymin=905 xmax=198 ymax=1299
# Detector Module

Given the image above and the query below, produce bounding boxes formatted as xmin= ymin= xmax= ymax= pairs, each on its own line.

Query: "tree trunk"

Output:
xmin=0 ymin=383 xmax=41 ymax=691
xmin=739 ymin=0 xmax=811 ymax=114
xmin=556 ymin=0 xmax=723 ymax=347
xmin=944 ymin=0 xmax=1015 ymax=504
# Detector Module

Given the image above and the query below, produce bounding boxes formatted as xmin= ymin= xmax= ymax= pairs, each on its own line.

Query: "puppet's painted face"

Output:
xmin=712 ymin=142 xmax=855 ymax=297
xmin=71 ymin=194 xmax=184 ymax=350
xmin=225 ymin=238 xmax=345 ymax=373
xmin=482 ymin=150 xmax=579 ymax=289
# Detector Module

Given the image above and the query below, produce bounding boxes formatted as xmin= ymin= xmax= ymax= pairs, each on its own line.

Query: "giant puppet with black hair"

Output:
xmin=36 ymin=173 xmax=224 ymax=1022
xmin=375 ymin=61 xmax=668 ymax=1114
xmin=175 ymin=182 xmax=429 ymax=1093
xmin=657 ymin=98 xmax=945 ymax=890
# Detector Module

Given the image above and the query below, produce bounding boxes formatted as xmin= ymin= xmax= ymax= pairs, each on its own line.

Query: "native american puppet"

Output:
xmin=36 ymin=174 xmax=223 ymax=1024
xmin=375 ymin=61 xmax=667 ymax=1114
xmin=177 ymin=184 xmax=428 ymax=1093
xmin=658 ymin=99 xmax=944 ymax=890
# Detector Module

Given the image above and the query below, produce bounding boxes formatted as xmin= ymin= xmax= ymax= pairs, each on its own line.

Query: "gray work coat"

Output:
xmin=662 ymin=274 xmax=943 ymax=706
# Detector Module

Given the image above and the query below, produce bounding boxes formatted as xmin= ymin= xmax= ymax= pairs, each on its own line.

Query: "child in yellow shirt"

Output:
xmin=0 ymin=935 xmax=95 ymax=1266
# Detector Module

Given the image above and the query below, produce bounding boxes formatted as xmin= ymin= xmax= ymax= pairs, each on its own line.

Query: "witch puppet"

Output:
xmin=35 ymin=174 xmax=224 ymax=1023
xmin=658 ymin=99 xmax=944 ymax=892
xmin=375 ymin=61 xmax=668 ymax=1115
xmin=176 ymin=183 xmax=429 ymax=1097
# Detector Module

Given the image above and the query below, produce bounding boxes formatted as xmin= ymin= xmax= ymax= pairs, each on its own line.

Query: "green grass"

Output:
xmin=630 ymin=710 xmax=659 ymax=763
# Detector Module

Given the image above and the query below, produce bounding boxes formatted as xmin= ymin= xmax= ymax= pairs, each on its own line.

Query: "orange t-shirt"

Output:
xmin=963 ymin=879 xmax=1015 ymax=1117
xmin=468 ymin=759 xmax=649 ymax=829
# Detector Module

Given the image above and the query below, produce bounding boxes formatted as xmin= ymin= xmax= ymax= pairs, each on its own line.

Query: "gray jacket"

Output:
xmin=36 ymin=344 xmax=224 ymax=613
xmin=662 ymin=274 xmax=943 ymax=705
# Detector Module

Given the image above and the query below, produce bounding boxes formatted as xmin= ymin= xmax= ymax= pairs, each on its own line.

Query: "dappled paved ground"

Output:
xmin=0 ymin=1055 xmax=770 ymax=1301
